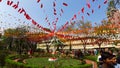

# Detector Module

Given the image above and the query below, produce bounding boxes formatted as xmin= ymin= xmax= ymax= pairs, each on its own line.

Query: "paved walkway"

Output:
xmin=85 ymin=59 xmax=98 ymax=68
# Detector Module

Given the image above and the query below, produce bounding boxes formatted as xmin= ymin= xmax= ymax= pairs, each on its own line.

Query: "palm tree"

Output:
xmin=107 ymin=0 xmax=120 ymax=19
xmin=107 ymin=0 xmax=120 ymax=11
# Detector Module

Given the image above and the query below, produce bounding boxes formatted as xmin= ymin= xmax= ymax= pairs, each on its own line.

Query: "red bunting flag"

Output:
xmin=71 ymin=17 xmax=74 ymax=20
xmin=92 ymin=9 xmax=94 ymax=13
xmin=81 ymin=7 xmax=84 ymax=13
xmin=45 ymin=17 xmax=47 ymax=20
xmin=0 ymin=0 xmax=2 ymax=2
xmin=37 ymin=0 xmax=40 ymax=3
xmin=63 ymin=2 xmax=68 ymax=6
xmin=19 ymin=8 xmax=26 ymax=14
xmin=54 ymin=8 xmax=56 ymax=12
xmin=81 ymin=16 xmax=84 ymax=21
xmin=92 ymin=0 xmax=95 ymax=2
xmin=54 ymin=13 xmax=57 ymax=15
xmin=32 ymin=20 xmax=37 ymax=25
xmin=53 ymin=2 xmax=56 ymax=7
xmin=24 ymin=13 xmax=31 ymax=20
xmin=7 ymin=0 xmax=13 ymax=6
xmin=87 ymin=2 xmax=91 ymax=8
xmin=104 ymin=0 xmax=108 ymax=4
xmin=74 ymin=14 xmax=77 ymax=19
xmin=98 ymin=5 xmax=101 ymax=9
xmin=12 ymin=1 xmax=19 ymax=9
xmin=40 ymin=4 xmax=43 ymax=8
xmin=87 ymin=12 xmax=90 ymax=16
xmin=61 ymin=9 xmax=64 ymax=13
xmin=37 ymin=24 xmax=40 ymax=28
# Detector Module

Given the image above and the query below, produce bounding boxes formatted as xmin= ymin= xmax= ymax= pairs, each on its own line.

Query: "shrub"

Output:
xmin=84 ymin=55 xmax=98 ymax=62
xmin=0 ymin=50 xmax=9 ymax=67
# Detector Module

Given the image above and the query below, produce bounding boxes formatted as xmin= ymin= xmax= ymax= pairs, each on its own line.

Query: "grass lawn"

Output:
xmin=25 ymin=57 xmax=91 ymax=68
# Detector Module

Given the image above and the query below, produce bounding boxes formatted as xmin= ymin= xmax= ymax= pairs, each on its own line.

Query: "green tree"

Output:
xmin=3 ymin=26 xmax=35 ymax=54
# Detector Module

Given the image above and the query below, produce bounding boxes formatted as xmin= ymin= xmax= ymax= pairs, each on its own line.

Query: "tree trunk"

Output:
xmin=19 ymin=39 xmax=22 ymax=55
xmin=56 ymin=45 xmax=59 ymax=51
xmin=98 ymin=44 xmax=102 ymax=52
xmin=83 ymin=45 xmax=86 ymax=55
xmin=69 ymin=40 xmax=72 ymax=51
xmin=46 ymin=44 xmax=49 ymax=53
xmin=8 ymin=38 xmax=13 ymax=50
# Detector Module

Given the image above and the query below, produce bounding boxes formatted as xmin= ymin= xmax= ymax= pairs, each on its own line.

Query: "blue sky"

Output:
xmin=0 ymin=0 xmax=108 ymax=31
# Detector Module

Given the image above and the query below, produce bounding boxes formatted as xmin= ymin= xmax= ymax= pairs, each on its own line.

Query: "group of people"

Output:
xmin=97 ymin=48 xmax=120 ymax=68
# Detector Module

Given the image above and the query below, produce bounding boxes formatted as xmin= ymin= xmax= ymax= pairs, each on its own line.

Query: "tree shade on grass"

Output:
xmin=26 ymin=57 xmax=92 ymax=68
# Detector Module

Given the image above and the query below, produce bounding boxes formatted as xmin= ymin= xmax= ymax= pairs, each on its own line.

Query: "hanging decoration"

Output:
xmin=53 ymin=1 xmax=56 ymax=7
xmin=87 ymin=12 xmax=90 ymax=16
xmin=98 ymin=5 xmax=101 ymax=9
xmin=0 ymin=0 xmax=2 ymax=2
xmin=40 ymin=3 xmax=43 ymax=8
xmin=92 ymin=0 xmax=95 ymax=2
xmin=0 ymin=0 xmax=110 ymax=42
xmin=104 ymin=0 xmax=108 ymax=4
xmin=81 ymin=7 xmax=84 ymax=13
xmin=86 ymin=0 xmax=91 ymax=8
xmin=63 ymin=2 xmax=68 ymax=6
xmin=92 ymin=9 xmax=94 ymax=13
xmin=37 ymin=0 xmax=40 ymax=3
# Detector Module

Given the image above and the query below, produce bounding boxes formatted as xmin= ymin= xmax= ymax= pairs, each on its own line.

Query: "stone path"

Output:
xmin=85 ymin=59 xmax=98 ymax=68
